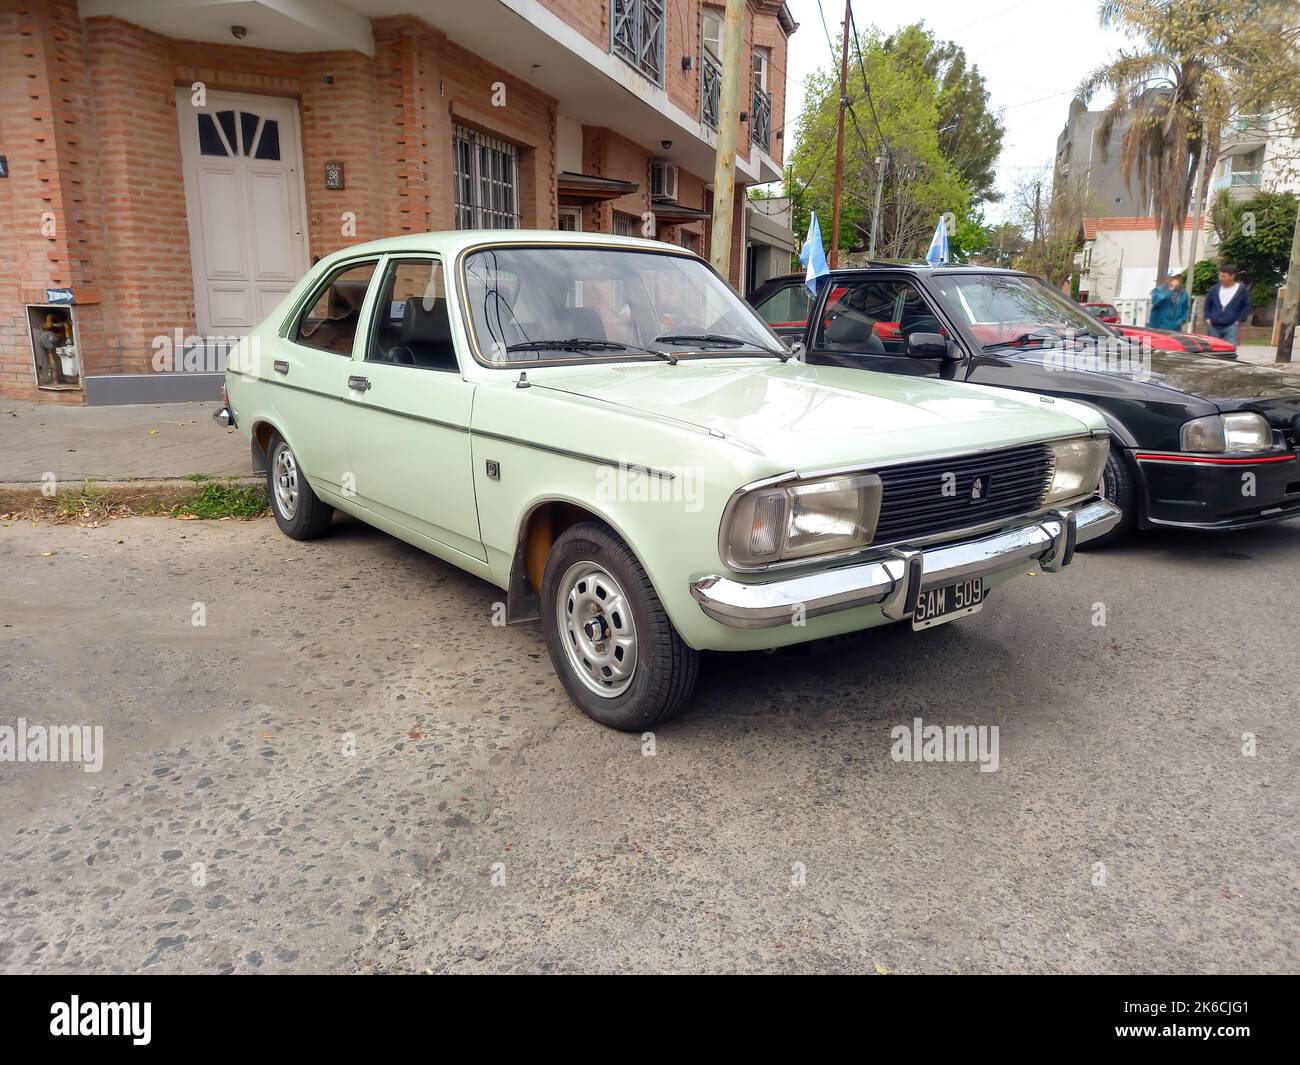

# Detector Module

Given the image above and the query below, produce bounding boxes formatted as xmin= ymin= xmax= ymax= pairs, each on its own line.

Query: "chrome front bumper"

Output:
xmin=689 ymin=499 xmax=1121 ymax=629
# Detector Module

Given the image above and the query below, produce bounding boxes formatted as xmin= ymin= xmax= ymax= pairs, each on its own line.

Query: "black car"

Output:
xmin=749 ymin=266 xmax=1300 ymax=544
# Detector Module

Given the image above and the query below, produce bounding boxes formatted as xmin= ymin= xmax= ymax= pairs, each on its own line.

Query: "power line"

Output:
xmin=951 ymin=0 xmax=1036 ymax=34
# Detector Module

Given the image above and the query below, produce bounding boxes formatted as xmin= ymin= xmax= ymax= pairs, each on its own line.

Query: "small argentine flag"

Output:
xmin=799 ymin=211 xmax=830 ymax=294
xmin=925 ymin=216 xmax=949 ymax=266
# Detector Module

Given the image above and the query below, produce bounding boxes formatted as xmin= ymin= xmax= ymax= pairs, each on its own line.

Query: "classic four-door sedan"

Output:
xmin=751 ymin=266 xmax=1300 ymax=542
xmin=218 ymin=232 xmax=1118 ymax=730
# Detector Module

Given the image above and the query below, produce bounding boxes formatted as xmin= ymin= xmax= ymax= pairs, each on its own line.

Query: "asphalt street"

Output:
xmin=0 ymin=513 xmax=1296 ymax=973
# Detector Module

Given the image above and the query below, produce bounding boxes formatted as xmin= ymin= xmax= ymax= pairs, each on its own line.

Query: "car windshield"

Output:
xmin=928 ymin=273 xmax=1115 ymax=348
xmin=460 ymin=245 xmax=782 ymax=364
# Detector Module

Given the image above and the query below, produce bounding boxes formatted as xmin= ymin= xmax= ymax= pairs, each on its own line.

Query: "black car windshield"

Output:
xmin=461 ymin=245 xmax=782 ymax=364
xmin=928 ymin=274 xmax=1114 ymax=347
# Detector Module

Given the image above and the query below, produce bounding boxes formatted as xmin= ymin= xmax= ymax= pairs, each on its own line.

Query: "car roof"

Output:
xmin=762 ymin=264 xmax=1035 ymax=284
xmin=317 ymin=229 xmax=688 ymax=264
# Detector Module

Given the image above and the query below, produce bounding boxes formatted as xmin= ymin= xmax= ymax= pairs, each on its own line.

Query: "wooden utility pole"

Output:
xmin=1276 ymin=207 xmax=1300 ymax=363
xmin=708 ymin=0 xmax=747 ymax=281
xmin=828 ymin=0 xmax=851 ymax=268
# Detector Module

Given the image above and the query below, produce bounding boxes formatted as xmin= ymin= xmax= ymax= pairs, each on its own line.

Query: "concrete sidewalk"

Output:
xmin=0 ymin=400 xmax=248 ymax=483
xmin=1237 ymin=343 xmax=1300 ymax=371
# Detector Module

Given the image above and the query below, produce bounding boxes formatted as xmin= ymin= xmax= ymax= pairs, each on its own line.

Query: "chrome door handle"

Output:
xmin=273 ymin=360 xmax=289 ymax=375
xmin=348 ymin=375 xmax=371 ymax=392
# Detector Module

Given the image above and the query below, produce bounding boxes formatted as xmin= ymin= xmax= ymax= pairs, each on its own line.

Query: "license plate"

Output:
xmin=911 ymin=577 xmax=986 ymax=630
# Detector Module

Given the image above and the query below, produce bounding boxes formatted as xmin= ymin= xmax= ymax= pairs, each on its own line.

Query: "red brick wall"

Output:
xmin=0 ymin=1 xmax=788 ymax=400
xmin=0 ymin=0 xmax=108 ymax=402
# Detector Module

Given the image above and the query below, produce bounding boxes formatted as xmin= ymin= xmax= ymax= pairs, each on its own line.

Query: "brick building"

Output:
xmin=0 ymin=0 xmax=797 ymax=402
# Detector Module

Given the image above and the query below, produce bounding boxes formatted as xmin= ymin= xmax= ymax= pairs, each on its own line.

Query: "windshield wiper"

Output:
xmin=983 ymin=329 xmax=1065 ymax=351
xmin=505 ymin=337 xmax=678 ymax=363
xmin=654 ymin=333 xmax=790 ymax=361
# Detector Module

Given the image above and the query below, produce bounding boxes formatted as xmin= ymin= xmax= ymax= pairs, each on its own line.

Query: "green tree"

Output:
xmin=1079 ymin=0 xmax=1233 ymax=281
xmin=1211 ymin=190 xmax=1298 ymax=305
xmin=788 ymin=23 xmax=986 ymax=260
xmin=1191 ymin=258 xmax=1218 ymax=296
xmin=980 ymin=222 xmax=1028 ymax=268
xmin=880 ymin=24 xmax=1005 ymax=205
xmin=947 ymin=207 xmax=988 ymax=264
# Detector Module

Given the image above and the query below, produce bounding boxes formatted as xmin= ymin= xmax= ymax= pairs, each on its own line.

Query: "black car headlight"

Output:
xmin=1180 ymin=412 xmax=1272 ymax=453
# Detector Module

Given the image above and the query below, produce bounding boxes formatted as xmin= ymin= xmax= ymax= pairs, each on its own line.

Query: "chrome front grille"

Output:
xmin=872 ymin=443 xmax=1056 ymax=544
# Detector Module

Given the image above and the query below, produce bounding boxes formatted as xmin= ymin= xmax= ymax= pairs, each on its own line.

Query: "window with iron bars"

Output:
xmin=452 ymin=125 xmax=520 ymax=230
xmin=611 ymin=0 xmax=665 ymax=85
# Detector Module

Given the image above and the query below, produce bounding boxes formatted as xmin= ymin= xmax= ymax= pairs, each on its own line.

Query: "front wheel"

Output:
xmin=542 ymin=522 xmax=699 ymax=731
xmin=1079 ymin=449 xmax=1137 ymax=549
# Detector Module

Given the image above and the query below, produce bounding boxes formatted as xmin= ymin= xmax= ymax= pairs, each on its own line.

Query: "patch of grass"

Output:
xmin=182 ymin=472 xmax=213 ymax=482
xmin=55 ymin=481 xmax=110 ymax=520
xmin=172 ymin=480 xmax=269 ymax=520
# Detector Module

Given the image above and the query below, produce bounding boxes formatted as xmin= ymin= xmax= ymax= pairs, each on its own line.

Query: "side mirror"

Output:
xmin=787 ymin=340 xmax=806 ymax=360
xmin=907 ymin=332 xmax=962 ymax=361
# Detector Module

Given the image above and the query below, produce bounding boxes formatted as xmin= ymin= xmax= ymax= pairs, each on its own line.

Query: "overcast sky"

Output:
xmin=778 ymin=0 xmax=1131 ymax=222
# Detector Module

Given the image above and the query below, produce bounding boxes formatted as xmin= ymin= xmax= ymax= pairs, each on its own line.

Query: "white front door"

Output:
xmin=177 ymin=89 xmax=309 ymax=337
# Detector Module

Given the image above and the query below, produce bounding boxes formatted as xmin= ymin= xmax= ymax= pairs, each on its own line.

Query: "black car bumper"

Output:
xmin=1135 ymin=449 xmax=1300 ymax=530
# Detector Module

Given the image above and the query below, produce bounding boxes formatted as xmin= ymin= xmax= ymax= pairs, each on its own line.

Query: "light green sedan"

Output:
xmin=218 ymin=231 xmax=1119 ymax=730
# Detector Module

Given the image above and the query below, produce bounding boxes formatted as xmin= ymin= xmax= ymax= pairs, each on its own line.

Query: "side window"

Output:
xmin=815 ymin=279 xmax=944 ymax=355
xmin=293 ymin=261 xmax=378 ymax=356
xmin=367 ymin=259 xmax=458 ymax=371
xmin=754 ymin=283 xmax=812 ymax=329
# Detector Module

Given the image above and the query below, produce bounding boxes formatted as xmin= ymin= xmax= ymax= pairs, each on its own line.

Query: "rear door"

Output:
xmin=269 ymin=257 xmax=380 ymax=488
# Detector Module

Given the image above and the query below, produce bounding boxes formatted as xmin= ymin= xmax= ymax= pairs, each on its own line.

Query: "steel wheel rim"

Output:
xmin=273 ymin=443 xmax=299 ymax=520
xmin=557 ymin=562 xmax=638 ymax=698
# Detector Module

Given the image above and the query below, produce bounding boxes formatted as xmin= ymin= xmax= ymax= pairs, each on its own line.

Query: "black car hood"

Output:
xmin=1001 ymin=346 xmax=1300 ymax=405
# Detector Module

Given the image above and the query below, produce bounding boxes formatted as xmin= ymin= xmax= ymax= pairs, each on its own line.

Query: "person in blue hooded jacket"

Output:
xmin=1203 ymin=264 xmax=1251 ymax=351
xmin=1148 ymin=268 xmax=1190 ymax=330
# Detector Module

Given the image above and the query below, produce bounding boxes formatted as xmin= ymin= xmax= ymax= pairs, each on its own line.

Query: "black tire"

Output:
xmin=542 ymin=521 xmax=699 ymax=731
xmin=266 ymin=431 xmax=334 ymax=540
xmin=1080 ymin=448 xmax=1137 ymax=549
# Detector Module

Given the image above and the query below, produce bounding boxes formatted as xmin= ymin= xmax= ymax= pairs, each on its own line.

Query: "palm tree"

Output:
xmin=1078 ymin=0 xmax=1230 ymax=281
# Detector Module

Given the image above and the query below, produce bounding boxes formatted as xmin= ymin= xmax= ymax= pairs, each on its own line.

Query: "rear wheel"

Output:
xmin=266 ymin=431 xmax=334 ymax=540
xmin=1080 ymin=449 xmax=1137 ymax=549
xmin=542 ymin=521 xmax=699 ymax=731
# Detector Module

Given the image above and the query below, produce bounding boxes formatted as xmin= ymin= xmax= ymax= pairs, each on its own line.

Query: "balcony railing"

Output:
xmin=1228 ymin=114 xmax=1270 ymax=133
xmin=751 ymin=87 xmax=772 ymax=153
xmin=702 ymin=54 xmax=721 ymax=130
xmin=611 ymin=0 xmax=665 ymax=85
xmin=1211 ymin=171 xmax=1263 ymax=192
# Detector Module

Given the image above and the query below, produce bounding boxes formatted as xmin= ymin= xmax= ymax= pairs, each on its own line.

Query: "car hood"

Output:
xmin=527 ymin=358 xmax=1099 ymax=471
xmin=1001 ymin=345 xmax=1300 ymax=405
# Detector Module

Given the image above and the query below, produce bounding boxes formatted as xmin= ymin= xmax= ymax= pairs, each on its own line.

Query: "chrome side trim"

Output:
xmin=690 ymin=498 xmax=1121 ymax=629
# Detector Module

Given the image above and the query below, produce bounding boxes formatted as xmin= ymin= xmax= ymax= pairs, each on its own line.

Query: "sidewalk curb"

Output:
xmin=0 ymin=477 xmax=260 ymax=510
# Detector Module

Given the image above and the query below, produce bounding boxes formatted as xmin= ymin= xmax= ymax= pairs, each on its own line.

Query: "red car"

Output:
xmin=1081 ymin=301 xmax=1120 ymax=324
xmin=1115 ymin=324 xmax=1237 ymax=356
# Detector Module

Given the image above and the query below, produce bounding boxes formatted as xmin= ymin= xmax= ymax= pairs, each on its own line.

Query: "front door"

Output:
xmin=177 ymin=89 xmax=309 ymax=338
xmin=807 ymin=276 xmax=952 ymax=377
